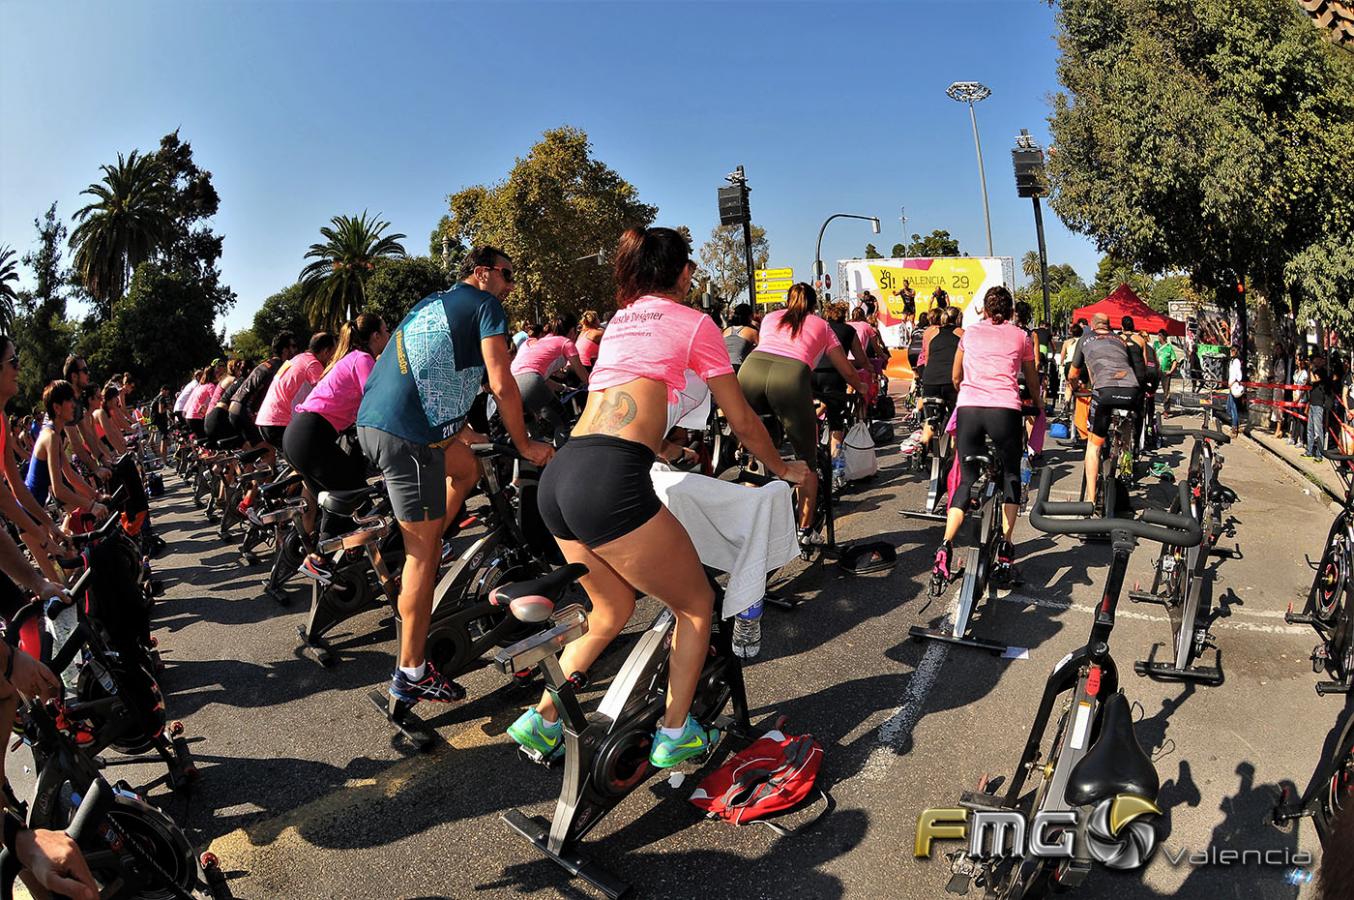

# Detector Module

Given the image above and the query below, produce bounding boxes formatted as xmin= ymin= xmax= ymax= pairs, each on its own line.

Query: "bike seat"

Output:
xmin=318 ymin=485 xmax=383 ymax=517
xmin=962 ymin=453 xmax=993 ymax=468
xmin=1324 ymin=451 xmax=1354 ymax=463
xmin=1111 ymin=407 xmax=1134 ymax=418
xmin=489 ymin=563 xmax=588 ymax=623
xmin=215 ymin=434 xmax=245 ymax=450
xmin=1066 ymin=692 xmax=1159 ymax=807
xmin=258 ymin=471 xmax=304 ymax=498
xmin=237 ymin=446 xmax=270 ymax=466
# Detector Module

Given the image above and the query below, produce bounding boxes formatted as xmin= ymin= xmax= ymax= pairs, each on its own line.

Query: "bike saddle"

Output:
xmin=259 ymin=471 xmax=304 ymax=498
xmin=236 ymin=446 xmax=270 ymax=466
xmin=489 ymin=563 xmax=589 ymax=623
xmin=318 ymin=485 xmax=383 ymax=517
xmin=216 ymin=434 xmax=245 ymax=451
xmin=962 ymin=453 xmax=993 ymax=468
xmin=1066 ymin=691 xmax=1159 ymax=807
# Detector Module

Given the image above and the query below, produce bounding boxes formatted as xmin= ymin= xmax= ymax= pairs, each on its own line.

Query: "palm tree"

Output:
xmin=299 ymin=212 xmax=407 ymax=330
xmin=69 ymin=150 xmax=173 ymax=316
xmin=0 ymin=245 xmax=17 ymax=332
xmin=1022 ymin=250 xmax=1041 ymax=284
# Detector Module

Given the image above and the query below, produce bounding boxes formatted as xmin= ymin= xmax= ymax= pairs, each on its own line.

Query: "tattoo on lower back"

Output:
xmin=594 ymin=391 xmax=637 ymax=434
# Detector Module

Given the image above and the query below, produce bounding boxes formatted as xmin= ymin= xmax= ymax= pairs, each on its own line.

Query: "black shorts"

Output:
xmin=811 ymin=370 xmax=849 ymax=433
xmin=187 ymin=417 xmax=206 ymax=440
xmin=952 ymin=406 xmax=1024 ymax=508
xmin=259 ymin=424 xmax=287 ymax=450
xmin=204 ymin=406 xmax=236 ymax=446
xmin=537 ymin=435 xmax=662 ymax=548
xmin=1089 ymin=387 xmax=1140 ymax=439
xmin=229 ymin=409 xmax=262 ymax=446
xmin=921 ymin=383 xmax=958 ymax=424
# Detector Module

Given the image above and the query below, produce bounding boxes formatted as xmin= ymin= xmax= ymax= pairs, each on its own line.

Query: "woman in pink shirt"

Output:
xmin=510 ymin=227 xmax=806 ymax=769
xmin=576 ymin=310 xmax=604 ymax=368
xmin=932 ymin=286 xmax=1042 ymax=586
xmin=738 ymin=284 xmax=865 ymax=535
xmin=255 ymin=331 xmax=337 ymax=449
xmin=510 ymin=313 xmax=590 ymax=444
xmin=184 ymin=364 xmax=220 ymax=440
xmin=281 ymin=314 xmax=389 ymax=582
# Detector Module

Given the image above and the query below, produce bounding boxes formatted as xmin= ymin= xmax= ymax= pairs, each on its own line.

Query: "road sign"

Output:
xmin=756 ymin=267 xmax=793 ymax=280
xmin=753 ymin=278 xmax=794 ymax=293
xmin=755 ymin=292 xmax=788 ymax=306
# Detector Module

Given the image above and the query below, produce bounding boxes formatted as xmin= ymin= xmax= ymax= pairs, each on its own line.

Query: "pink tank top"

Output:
xmin=589 ymin=296 xmax=733 ymax=409
xmin=753 ymin=310 xmax=841 ymax=368
xmin=511 ymin=335 xmax=579 ymax=378
xmin=578 ymin=333 xmax=601 ymax=367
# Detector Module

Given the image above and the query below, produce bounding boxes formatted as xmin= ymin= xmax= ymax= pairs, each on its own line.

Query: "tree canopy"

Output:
xmin=1047 ymin=0 xmax=1354 ymax=326
xmin=896 ymin=229 xmax=962 ymax=258
xmin=698 ymin=224 xmax=770 ymax=304
xmin=299 ymin=212 xmax=407 ymax=332
xmin=252 ymin=283 xmax=312 ymax=348
xmin=437 ymin=127 xmax=656 ymax=321
xmin=363 ymin=256 xmax=452 ymax=329
xmin=10 ymin=204 xmax=76 ymax=411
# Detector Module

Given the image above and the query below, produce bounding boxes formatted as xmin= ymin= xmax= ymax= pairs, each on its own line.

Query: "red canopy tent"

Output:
xmin=1072 ymin=283 xmax=1186 ymax=337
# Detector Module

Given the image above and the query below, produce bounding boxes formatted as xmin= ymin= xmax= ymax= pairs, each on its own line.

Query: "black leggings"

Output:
xmin=952 ymin=406 xmax=1023 ymax=508
xmin=282 ymin=411 xmax=367 ymax=540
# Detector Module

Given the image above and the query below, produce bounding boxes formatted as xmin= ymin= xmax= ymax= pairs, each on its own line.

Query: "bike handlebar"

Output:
xmin=1028 ymin=470 xmax=1203 ymax=548
xmin=1160 ymin=424 xmax=1229 ymax=445
xmin=0 ymin=774 xmax=110 ymax=900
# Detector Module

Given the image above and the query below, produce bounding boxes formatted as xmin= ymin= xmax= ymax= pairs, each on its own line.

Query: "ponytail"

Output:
xmin=325 ymin=313 xmax=385 ymax=375
xmin=779 ymin=283 xmax=817 ymax=339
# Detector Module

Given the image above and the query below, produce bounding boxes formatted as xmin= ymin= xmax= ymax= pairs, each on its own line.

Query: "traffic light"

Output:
xmin=1012 ymin=147 xmax=1047 ymax=198
xmin=718 ymin=185 xmax=749 ymax=225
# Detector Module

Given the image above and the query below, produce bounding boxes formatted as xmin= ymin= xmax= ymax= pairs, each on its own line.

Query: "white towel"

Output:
xmin=650 ymin=464 xmax=799 ymax=617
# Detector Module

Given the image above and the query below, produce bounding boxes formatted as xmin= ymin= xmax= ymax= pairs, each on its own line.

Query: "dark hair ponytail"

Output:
xmin=612 ymin=227 xmax=691 ymax=307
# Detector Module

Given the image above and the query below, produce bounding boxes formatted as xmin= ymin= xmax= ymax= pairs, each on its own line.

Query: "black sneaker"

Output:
xmin=389 ymin=662 xmax=467 ymax=705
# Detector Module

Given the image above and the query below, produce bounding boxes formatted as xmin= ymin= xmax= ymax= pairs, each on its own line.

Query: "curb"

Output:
xmin=1240 ymin=430 xmax=1344 ymax=510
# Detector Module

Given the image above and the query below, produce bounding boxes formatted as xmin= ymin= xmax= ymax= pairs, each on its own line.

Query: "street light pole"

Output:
xmin=947 ymin=81 xmax=994 ymax=258
xmin=814 ymin=213 xmax=882 ymax=296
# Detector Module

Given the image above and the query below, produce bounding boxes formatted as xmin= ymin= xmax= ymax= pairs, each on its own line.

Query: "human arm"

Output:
xmin=77 ymin=416 xmax=111 ymax=466
xmin=952 ymin=348 xmax=965 ymax=393
xmin=706 ymin=374 xmax=808 ymax=484
xmin=567 ymin=355 xmax=591 ymax=385
xmin=827 ymin=344 xmax=866 ymax=396
xmin=0 ymin=528 xmax=69 ymax=608
xmin=1 ymin=436 xmax=65 ymax=551
xmin=845 ymin=334 xmax=870 ymax=373
xmin=97 ymin=410 xmax=128 ymax=456
xmin=1022 ymin=356 xmax=1044 ymax=413
xmin=483 ymin=336 xmax=554 ymax=466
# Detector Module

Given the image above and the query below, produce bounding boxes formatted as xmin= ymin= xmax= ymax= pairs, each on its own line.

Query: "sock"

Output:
xmin=660 ymin=724 xmax=687 ymax=740
xmin=399 ymin=662 xmax=426 ymax=681
xmin=540 ymin=714 xmax=562 ymax=732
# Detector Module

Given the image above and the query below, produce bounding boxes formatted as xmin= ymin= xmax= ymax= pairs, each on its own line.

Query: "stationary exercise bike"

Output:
xmin=496 ymin=564 xmax=751 ymax=899
xmin=900 ymin=394 xmax=954 ymax=523
xmin=1287 ymin=451 xmax=1354 ymax=695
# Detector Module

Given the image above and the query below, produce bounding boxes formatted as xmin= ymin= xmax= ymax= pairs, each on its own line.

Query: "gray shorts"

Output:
xmin=357 ymin=426 xmax=447 ymax=523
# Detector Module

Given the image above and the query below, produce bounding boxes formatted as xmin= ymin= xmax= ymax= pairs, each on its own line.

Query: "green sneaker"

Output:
xmin=649 ymin=715 xmax=720 ymax=768
xmin=507 ymin=708 xmax=563 ymax=759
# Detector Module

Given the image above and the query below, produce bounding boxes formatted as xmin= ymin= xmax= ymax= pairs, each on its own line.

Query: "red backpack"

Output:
xmin=689 ymin=729 xmax=831 ymax=834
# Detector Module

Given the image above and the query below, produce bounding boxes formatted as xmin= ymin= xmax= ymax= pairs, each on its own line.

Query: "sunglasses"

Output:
xmin=3 ymin=352 xmax=17 ymax=371
xmin=484 ymin=265 xmax=515 ymax=284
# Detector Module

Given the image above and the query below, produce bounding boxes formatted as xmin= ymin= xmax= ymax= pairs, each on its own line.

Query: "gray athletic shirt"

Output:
xmin=1071 ymin=331 xmax=1141 ymax=390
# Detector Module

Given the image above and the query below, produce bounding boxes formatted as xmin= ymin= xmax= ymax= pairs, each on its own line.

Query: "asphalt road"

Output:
xmin=12 ymin=398 xmax=1342 ymax=900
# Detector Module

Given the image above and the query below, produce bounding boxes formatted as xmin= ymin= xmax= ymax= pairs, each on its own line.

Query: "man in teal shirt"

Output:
xmin=1154 ymin=330 xmax=1181 ymax=413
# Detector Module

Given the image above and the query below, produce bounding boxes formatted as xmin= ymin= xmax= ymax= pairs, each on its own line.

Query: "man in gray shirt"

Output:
xmin=1068 ymin=313 xmax=1145 ymax=506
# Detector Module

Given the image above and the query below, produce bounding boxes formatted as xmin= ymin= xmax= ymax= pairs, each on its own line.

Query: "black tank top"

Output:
xmin=923 ymin=326 xmax=961 ymax=386
xmin=815 ymin=321 xmax=856 ymax=373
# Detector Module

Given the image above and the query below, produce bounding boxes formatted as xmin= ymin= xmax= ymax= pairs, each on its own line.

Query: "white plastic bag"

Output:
xmin=842 ymin=421 xmax=878 ymax=481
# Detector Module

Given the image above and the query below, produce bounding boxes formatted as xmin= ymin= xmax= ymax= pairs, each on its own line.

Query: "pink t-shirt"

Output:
xmin=849 ymin=320 xmax=877 ymax=352
xmin=188 ymin=382 xmax=218 ymax=419
xmin=578 ymin=333 xmax=601 ymax=367
xmin=295 ymin=351 xmax=375 ymax=432
xmin=255 ymin=352 xmax=325 ymax=428
xmin=754 ymin=310 xmax=841 ymax=368
xmin=183 ymin=383 xmax=209 ymax=420
xmin=956 ymin=321 xmax=1035 ymax=411
xmin=511 ymin=334 xmax=579 ymax=378
xmin=589 ymin=296 xmax=733 ymax=404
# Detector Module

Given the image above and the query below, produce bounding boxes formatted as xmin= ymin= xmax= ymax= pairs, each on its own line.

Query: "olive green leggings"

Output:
xmin=737 ymin=351 xmax=817 ymax=462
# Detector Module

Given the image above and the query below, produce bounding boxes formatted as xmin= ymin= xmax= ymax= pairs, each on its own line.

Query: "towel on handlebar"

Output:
xmin=649 ymin=465 xmax=799 ymax=618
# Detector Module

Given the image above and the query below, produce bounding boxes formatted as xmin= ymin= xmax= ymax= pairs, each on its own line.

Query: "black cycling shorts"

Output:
xmin=1089 ymin=387 xmax=1140 ymax=440
xmin=952 ymin=406 xmax=1024 ymax=509
xmin=811 ymin=371 xmax=850 ymax=433
xmin=259 ymin=424 xmax=287 ymax=450
xmin=537 ymin=435 xmax=662 ymax=548
xmin=229 ymin=409 xmax=262 ymax=446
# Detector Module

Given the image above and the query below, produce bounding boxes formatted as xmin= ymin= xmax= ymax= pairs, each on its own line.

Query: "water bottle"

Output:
xmin=45 ymin=603 xmax=80 ymax=691
xmin=733 ymin=600 xmax=763 ymax=659
xmin=832 ymin=452 xmax=847 ymax=490
xmin=1284 ymin=867 xmax=1313 ymax=886
xmin=1020 ymin=454 xmax=1033 ymax=487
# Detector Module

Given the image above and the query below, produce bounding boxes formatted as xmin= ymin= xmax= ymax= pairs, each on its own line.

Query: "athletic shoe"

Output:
xmin=649 ymin=715 xmax=720 ymax=768
xmin=297 ymin=555 xmax=334 ymax=585
xmin=507 ymin=708 xmax=564 ymax=759
xmin=389 ymin=662 xmax=467 ymax=705
xmin=1150 ymin=461 xmax=1173 ymax=478
xmin=933 ymin=543 xmax=954 ymax=581
xmin=996 ymin=539 xmax=1015 ymax=567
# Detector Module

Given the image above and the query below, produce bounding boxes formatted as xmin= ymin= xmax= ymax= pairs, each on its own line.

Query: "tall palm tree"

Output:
xmin=69 ymin=150 xmax=173 ymax=315
xmin=1022 ymin=249 xmax=1041 ymax=284
xmin=299 ymin=212 xmax=407 ymax=331
xmin=0 ymin=245 xmax=18 ymax=333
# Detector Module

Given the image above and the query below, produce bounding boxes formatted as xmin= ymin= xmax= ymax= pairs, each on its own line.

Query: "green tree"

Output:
xmin=11 ymin=204 xmax=76 ymax=409
xmin=1047 ymin=0 xmax=1354 ymax=325
xmin=441 ymin=126 xmax=657 ymax=321
xmin=903 ymin=229 xmax=961 ymax=257
xmin=299 ymin=211 xmax=407 ymax=331
xmin=363 ymin=256 xmax=452 ymax=328
xmin=864 ymin=243 xmax=883 ymax=259
xmin=252 ymin=283 xmax=312 ymax=347
xmin=228 ymin=328 xmax=269 ymax=363
xmin=698 ymin=224 xmax=770 ymax=304
xmin=0 ymin=245 xmax=16 ymax=333
xmin=152 ymin=131 xmax=235 ymax=316
xmin=79 ymin=262 xmax=223 ymax=394
xmin=1090 ymin=253 xmax=1155 ymax=301
xmin=69 ymin=149 xmax=173 ymax=317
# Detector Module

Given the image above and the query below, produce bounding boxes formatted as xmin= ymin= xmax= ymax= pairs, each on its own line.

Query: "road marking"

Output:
xmin=997 ymin=592 xmax=1309 ymax=634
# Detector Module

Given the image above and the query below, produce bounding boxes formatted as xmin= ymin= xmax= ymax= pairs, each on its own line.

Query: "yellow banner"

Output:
xmin=869 ymin=258 xmax=989 ymax=324
xmin=755 ymin=292 xmax=788 ymax=306
xmin=756 ymin=267 xmax=793 ymax=280
xmin=753 ymin=278 xmax=794 ymax=292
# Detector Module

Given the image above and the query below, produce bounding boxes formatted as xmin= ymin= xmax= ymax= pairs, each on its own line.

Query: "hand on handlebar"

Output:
xmin=519 ymin=439 xmax=555 ymax=468
xmin=14 ymin=828 xmax=98 ymax=900
xmin=34 ymin=579 xmax=71 ymax=608
xmin=95 ymin=466 xmax=111 ymax=484
xmin=9 ymin=649 xmax=61 ymax=703
xmin=777 ymin=460 xmax=812 ymax=485
xmin=88 ymin=502 xmax=108 ymax=522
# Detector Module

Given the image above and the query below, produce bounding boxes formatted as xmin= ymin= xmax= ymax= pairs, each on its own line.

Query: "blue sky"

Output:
xmin=0 ymin=0 xmax=1102 ymax=334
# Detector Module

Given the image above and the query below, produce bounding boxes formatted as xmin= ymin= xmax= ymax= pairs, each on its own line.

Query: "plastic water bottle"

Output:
xmin=733 ymin=600 xmax=763 ymax=659
xmin=1020 ymin=454 xmax=1033 ymax=487
xmin=45 ymin=603 xmax=80 ymax=691
xmin=832 ymin=452 xmax=847 ymax=490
